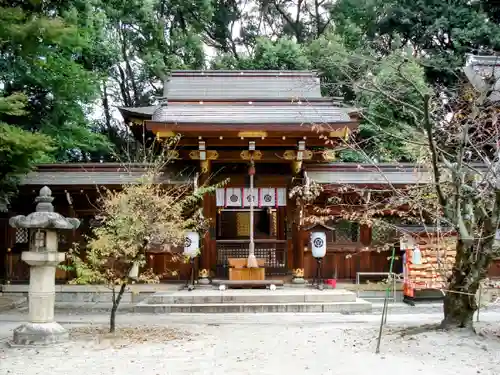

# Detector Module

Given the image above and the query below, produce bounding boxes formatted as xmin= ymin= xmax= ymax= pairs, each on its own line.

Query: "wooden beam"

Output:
xmin=147 ymin=121 xmax=357 ymax=136
xmin=175 ymin=149 xmax=334 ymax=162
xmin=155 ymin=135 xmax=345 ymax=148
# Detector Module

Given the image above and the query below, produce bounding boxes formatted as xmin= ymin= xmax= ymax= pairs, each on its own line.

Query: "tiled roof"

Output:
xmin=118 ymin=106 xmax=156 ymax=118
xmin=20 ymin=164 xmax=189 ymax=186
xmin=151 ymin=102 xmax=351 ymax=124
xmin=164 ymin=70 xmax=322 ymax=100
xmin=306 ymin=169 xmax=431 ymax=185
xmin=305 ymin=162 xmax=489 ymax=185
xmin=464 ymin=54 xmax=500 ymax=101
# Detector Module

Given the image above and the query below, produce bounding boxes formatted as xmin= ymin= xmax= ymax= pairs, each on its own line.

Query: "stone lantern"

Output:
xmin=9 ymin=186 xmax=80 ymax=346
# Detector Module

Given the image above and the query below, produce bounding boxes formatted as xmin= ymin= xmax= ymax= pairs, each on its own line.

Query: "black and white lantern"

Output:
xmin=184 ymin=231 xmax=200 ymax=259
xmin=310 ymin=231 xmax=326 ymax=258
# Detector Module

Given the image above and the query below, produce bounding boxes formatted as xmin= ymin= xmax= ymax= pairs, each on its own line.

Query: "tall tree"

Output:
xmin=0 ymin=94 xmax=53 ymax=210
xmin=330 ymin=0 xmax=500 ymax=83
xmin=0 ymin=3 xmax=110 ymax=161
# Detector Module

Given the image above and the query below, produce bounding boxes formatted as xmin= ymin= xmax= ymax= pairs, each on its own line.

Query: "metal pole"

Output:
xmin=477 ymin=283 xmax=483 ymax=322
xmin=376 ymin=246 xmax=396 ymax=353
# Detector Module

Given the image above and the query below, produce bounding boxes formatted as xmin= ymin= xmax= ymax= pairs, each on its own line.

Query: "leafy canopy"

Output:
xmin=0 ymin=94 xmax=53 ymax=210
xmin=0 ymin=4 xmax=110 ymax=161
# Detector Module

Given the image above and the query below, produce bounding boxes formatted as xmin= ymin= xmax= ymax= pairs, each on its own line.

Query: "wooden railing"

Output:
xmin=216 ymin=239 xmax=287 ymax=278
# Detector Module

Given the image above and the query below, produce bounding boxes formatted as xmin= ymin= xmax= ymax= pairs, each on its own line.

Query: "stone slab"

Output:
xmin=1 ymin=284 xmax=183 ymax=293
xmin=144 ymin=288 xmax=358 ymax=305
xmin=0 ymin=296 xmax=26 ymax=312
xmin=134 ymin=300 xmax=372 ymax=314
xmin=211 ymin=279 xmax=285 ymax=288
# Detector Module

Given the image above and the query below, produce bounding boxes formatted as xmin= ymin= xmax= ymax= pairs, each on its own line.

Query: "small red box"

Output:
xmin=326 ymin=279 xmax=337 ymax=288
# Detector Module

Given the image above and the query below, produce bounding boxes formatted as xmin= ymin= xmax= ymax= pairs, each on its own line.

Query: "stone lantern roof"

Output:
xmin=9 ymin=186 xmax=80 ymax=230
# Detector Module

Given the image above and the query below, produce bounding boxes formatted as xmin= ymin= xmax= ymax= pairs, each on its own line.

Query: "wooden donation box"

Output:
xmin=228 ymin=258 xmax=265 ymax=281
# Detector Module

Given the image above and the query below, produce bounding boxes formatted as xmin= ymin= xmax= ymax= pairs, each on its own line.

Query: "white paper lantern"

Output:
xmin=310 ymin=231 xmax=326 ymax=258
xmin=128 ymin=261 xmax=139 ymax=280
xmin=184 ymin=231 xmax=200 ymax=258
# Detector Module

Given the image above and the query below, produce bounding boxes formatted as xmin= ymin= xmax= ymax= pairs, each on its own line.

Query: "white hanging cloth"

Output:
xmin=216 ymin=187 xmax=287 ymax=207
xmin=224 ymin=188 xmax=243 ymax=207
xmin=243 ymin=188 xmax=258 ymax=207
xmin=277 ymin=188 xmax=287 ymax=206
xmin=216 ymin=188 xmax=225 ymax=207
xmin=259 ymin=188 xmax=276 ymax=207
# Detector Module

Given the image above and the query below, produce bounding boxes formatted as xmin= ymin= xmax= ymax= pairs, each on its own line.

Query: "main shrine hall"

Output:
xmin=118 ymin=69 xmax=358 ymax=282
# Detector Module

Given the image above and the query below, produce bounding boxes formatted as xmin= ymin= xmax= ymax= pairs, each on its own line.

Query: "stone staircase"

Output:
xmin=135 ymin=288 xmax=372 ymax=313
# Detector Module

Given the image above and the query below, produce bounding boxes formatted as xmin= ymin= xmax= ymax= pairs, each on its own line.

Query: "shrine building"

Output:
xmin=2 ymin=69 xmax=500 ymax=284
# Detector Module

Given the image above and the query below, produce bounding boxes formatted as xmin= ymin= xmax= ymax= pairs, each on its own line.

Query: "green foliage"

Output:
xmin=331 ymin=0 xmax=500 ymax=82
xmin=308 ymin=30 xmax=368 ymax=98
xmin=0 ymin=4 xmax=110 ymax=160
xmin=354 ymin=53 xmax=431 ymax=162
xmin=0 ymin=97 xmax=54 ymax=209
xmin=64 ymin=157 xmax=222 ymax=332
xmin=66 ymin=158 xmax=220 ymax=287
xmin=4 ymin=0 xmax=500 ymax=173
xmin=212 ymin=37 xmax=310 ymax=70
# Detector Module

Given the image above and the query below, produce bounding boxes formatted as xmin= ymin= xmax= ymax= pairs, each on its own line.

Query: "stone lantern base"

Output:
xmin=10 ymin=322 xmax=68 ymax=347
xmin=7 ymin=186 xmax=80 ymax=347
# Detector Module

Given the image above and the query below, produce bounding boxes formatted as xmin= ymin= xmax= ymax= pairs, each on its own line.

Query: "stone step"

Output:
xmin=145 ymin=289 xmax=358 ymax=305
xmin=134 ymin=299 xmax=372 ymax=314
xmin=0 ymin=296 xmax=26 ymax=312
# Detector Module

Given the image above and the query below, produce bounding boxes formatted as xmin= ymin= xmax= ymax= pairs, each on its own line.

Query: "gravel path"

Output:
xmin=1 ymin=313 xmax=500 ymax=375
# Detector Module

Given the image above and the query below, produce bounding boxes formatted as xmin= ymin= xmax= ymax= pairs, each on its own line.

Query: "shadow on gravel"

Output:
xmin=386 ymin=323 xmax=443 ymax=337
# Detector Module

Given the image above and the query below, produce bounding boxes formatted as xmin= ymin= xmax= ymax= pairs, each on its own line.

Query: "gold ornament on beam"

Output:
xmin=283 ymin=150 xmax=296 ymax=160
xmin=240 ymin=150 xmax=263 ymax=160
xmin=302 ymin=150 xmax=313 ymax=160
xmin=322 ymin=149 xmax=336 ymax=161
xmin=329 ymin=127 xmax=350 ymax=141
xmin=238 ymin=131 xmax=268 ymax=138
xmin=200 ymin=159 xmax=210 ymax=174
xmin=189 ymin=150 xmax=219 ymax=160
xmin=292 ymin=160 xmax=303 ymax=174
xmin=156 ymin=131 xmax=176 ymax=139
xmin=283 ymin=150 xmax=313 ymax=160
xmin=127 ymin=118 xmax=144 ymax=127
xmin=166 ymin=150 xmax=179 ymax=159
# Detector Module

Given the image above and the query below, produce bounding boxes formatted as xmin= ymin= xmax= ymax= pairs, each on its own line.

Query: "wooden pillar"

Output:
xmin=0 ymin=217 xmax=9 ymax=283
xmin=199 ymin=160 xmax=214 ymax=276
xmin=293 ymin=218 xmax=304 ymax=271
xmin=359 ymin=224 xmax=372 ymax=274
xmin=289 ymin=161 xmax=305 ymax=278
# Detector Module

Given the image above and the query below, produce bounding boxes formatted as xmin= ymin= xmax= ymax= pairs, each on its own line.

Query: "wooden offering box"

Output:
xmin=228 ymin=258 xmax=266 ymax=281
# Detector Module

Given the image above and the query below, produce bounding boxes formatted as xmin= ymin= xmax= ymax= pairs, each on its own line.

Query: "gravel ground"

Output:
xmin=1 ymin=312 xmax=500 ymax=375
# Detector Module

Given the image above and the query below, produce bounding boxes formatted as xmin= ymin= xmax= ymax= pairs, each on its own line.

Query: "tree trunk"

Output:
xmin=110 ymin=282 xmax=127 ymax=333
xmin=441 ymin=285 xmax=477 ymax=330
xmin=441 ymin=241 xmax=488 ymax=330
